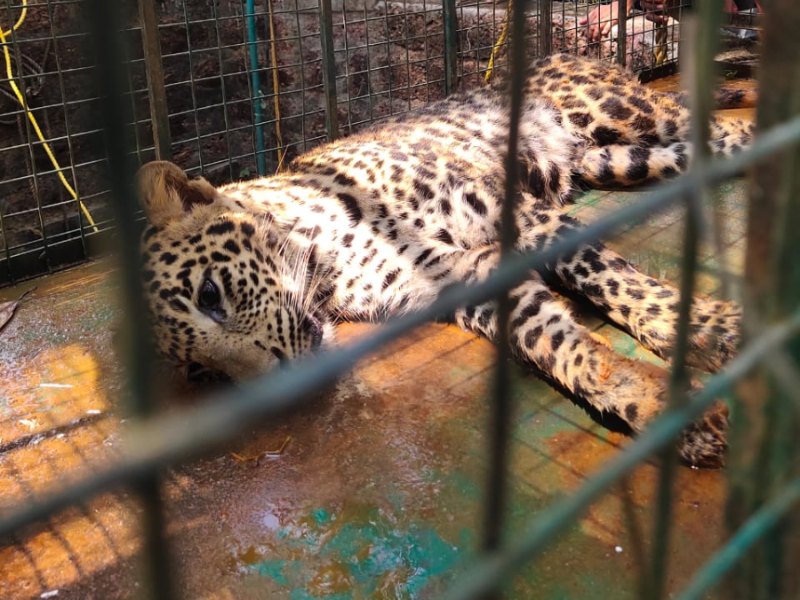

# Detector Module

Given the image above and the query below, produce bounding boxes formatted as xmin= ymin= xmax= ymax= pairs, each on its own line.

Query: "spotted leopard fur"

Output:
xmin=138 ymin=54 xmax=751 ymax=468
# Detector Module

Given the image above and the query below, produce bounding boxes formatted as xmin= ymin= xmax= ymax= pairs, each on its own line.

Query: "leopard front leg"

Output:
xmin=451 ymin=245 xmax=728 ymax=467
xmin=515 ymin=199 xmax=741 ymax=373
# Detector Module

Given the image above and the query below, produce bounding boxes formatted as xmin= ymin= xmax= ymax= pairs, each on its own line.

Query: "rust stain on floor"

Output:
xmin=0 ymin=90 xmax=751 ymax=600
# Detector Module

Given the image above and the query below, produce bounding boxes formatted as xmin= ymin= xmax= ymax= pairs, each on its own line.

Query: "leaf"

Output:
xmin=0 ymin=287 xmax=36 ymax=334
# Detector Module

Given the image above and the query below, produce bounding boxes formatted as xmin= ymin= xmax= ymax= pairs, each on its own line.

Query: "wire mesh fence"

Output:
xmin=1 ymin=0 xmax=736 ymax=287
xmin=3 ymin=0 xmax=800 ymax=599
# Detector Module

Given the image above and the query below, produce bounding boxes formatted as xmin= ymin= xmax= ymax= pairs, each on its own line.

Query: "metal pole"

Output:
xmin=443 ymin=0 xmax=458 ymax=95
xmin=616 ymin=0 xmax=627 ymax=67
xmin=246 ymin=0 xmax=267 ymax=175
xmin=85 ymin=0 xmax=173 ymax=598
xmin=733 ymin=1 xmax=800 ymax=597
xmin=138 ymin=0 xmax=172 ymax=161
xmin=539 ymin=0 xmax=551 ymax=57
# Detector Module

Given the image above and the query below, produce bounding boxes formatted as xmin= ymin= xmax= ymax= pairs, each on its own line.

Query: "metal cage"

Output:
xmin=2 ymin=0 xmax=799 ymax=599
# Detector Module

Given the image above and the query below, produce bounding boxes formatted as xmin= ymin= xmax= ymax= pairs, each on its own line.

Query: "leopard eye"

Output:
xmin=198 ymin=278 xmax=221 ymax=311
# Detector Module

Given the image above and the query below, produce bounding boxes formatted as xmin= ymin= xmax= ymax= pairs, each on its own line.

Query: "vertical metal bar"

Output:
xmin=138 ymin=0 xmax=172 ymax=161
xmin=442 ymin=0 xmax=458 ymax=96
xmin=245 ymin=0 xmax=267 ymax=175
xmin=539 ymin=0 xmax=552 ymax=57
xmin=731 ymin=1 xmax=800 ymax=598
xmin=83 ymin=1 xmax=173 ymax=599
xmin=318 ymin=0 xmax=339 ymax=141
xmin=237 ymin=0 xmax=259 ymax=166
xmin=482 ymin=0 xmax=528 ymax=595
xmin=616 ymin=0 xmax=627 ymax=68
xmin=647 ymin=6 xmax=722 ymax=599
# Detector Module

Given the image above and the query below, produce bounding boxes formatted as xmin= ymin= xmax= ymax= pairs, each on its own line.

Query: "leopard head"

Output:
xmin=136 ymin=161 xmax=331 ymax=381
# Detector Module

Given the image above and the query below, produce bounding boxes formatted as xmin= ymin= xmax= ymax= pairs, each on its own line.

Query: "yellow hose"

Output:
xmin=1 ymin=0 xmax=98 ymax=232
xmin=485 ymin=0 xmax=513 ymax=83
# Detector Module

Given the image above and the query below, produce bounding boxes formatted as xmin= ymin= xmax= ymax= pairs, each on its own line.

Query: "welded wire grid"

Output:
xmin=2 ymin=0 xmax=800 ymax=598
xmin=0 ymin=0 xmax=712 ymax=287
xmin=0 ymin=0 xmax=148 ymax=285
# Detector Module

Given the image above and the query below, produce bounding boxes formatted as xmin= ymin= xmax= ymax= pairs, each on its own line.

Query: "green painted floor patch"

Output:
xmin=312 ymin=508 xmax=332 ymax=525
xmin=253 ymin=508 xmax=468 ymax=598
xmin=255 ymin=560 xmax=291 ymax=585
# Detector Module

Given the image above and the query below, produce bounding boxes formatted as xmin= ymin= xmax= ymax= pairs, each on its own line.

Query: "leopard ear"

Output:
xmin=136 ymin=161 xmax=217 ymax=227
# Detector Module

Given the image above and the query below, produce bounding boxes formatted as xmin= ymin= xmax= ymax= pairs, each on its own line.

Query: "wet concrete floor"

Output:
xmin=0 ymin=107 xmax=753 ymax=600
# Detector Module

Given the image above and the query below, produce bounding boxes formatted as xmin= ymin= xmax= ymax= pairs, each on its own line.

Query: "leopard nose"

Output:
xmin=304 ymin=316 xmax=323 ymax=350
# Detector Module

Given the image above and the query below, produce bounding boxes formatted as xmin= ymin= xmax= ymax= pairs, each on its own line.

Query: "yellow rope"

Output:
xmin=1 ymin=0 xmax=98 ymax=232
xmin=485 ymin=0 xmax=513 ymax=83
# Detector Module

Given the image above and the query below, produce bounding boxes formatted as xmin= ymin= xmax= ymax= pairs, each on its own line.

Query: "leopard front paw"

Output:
xmin=688 ymin=300 xmax=741 ymax=373
xmin=677 ymin=399 xmax=729 ymax=469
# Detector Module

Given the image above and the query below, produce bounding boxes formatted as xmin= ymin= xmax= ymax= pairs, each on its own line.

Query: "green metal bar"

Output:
xmin=732 ymin=2 xmax=800 ymax=597
xmin=2 ymin=120 xmax=800 ymax=540
xmin=481 ymin=0 xmax=529 ymax=582
xmin=138 ymin=0 xmax=172 ymax=161
xmin=83 ymin=0 xmax=173 ymax=598
xmin=318 ymin=0 xmax=340 ymax=141
xmin=677 ymin=478 xmax=800 ymax=600
xmin=647 ymin=7 xmax=723 ymax=598
xmin=442 ymin=0 xmax=458 ymax=95
xmin=246 ymin=0 xmax=267 ymax=175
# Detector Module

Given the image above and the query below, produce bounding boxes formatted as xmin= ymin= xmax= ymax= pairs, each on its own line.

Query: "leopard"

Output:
xmin=137 ymin=53 xmax=754 ymax=468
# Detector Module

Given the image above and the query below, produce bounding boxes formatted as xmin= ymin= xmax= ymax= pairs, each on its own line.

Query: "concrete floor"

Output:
xmin=0 ymin=106 xmax=753 ymax=598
